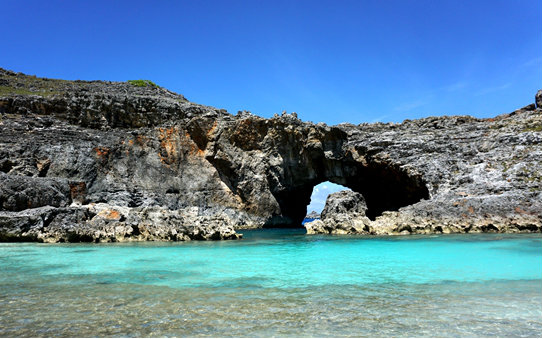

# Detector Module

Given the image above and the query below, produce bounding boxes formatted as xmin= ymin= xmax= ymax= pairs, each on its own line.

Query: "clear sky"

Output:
xmin=1 ymin=0 xmax=540 ymax=125
xmin=307 ymin=182 xmax=350 ymax=214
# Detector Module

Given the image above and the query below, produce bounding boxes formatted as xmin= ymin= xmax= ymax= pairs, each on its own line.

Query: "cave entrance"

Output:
xmin=264 ymin=158 xmax=430 ymax=228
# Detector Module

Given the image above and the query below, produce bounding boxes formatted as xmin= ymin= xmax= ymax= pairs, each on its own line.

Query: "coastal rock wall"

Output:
xmin=0 ymin=68 xmax=540 ymax=241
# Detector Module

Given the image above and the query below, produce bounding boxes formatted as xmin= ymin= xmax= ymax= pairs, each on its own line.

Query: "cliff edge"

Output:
xmin=1 ymin=68 xmax=540 ymax=242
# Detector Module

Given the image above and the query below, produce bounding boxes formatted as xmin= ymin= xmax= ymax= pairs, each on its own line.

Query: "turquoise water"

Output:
xmin=0 ymin=230 xmax=541 ymax=337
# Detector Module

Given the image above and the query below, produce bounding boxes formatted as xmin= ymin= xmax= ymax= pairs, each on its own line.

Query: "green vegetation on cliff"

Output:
xmin=0 ymin=85 xmax=59 ymax=97
xmin=127 ymin=80 xmax=160 ymax=88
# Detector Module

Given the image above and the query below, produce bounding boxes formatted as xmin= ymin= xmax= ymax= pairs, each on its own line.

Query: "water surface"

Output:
xmin=0 ymin=230 xmax=541 ymax=337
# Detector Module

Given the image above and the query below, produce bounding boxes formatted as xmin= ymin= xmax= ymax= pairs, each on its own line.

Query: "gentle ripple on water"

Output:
xmin=0 ymin=231 xmax=541 ymax=337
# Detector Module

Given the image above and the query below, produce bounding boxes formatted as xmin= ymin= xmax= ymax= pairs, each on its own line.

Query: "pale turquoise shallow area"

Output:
xmin=0 ymin=230 xmax=541 ymax=337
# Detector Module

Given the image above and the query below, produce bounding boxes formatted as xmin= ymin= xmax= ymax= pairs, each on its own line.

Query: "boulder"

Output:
xmin=321 ymin=190 xmax=367 ymax=219
xmin=305 ymin=191 xmax=372 ymax=235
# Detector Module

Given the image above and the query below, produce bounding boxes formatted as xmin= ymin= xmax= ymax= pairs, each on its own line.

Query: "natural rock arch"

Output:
xmin=2 ymin=69 xmax=539 ymax=242
xmin=264 ymin=147 xmax=430 ymax=228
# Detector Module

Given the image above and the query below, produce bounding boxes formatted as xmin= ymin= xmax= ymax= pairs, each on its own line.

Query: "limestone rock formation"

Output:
xmin=0 ymin=68 xmax=541 ymax=242
xmin=305 ymin=191 xmax=371 ymax=234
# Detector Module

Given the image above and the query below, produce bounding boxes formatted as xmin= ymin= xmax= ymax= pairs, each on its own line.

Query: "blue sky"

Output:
xmin=307 ymin=182 xmax=350 ymax=214
xmin=1 ymin=0 xmax=540 ymax=125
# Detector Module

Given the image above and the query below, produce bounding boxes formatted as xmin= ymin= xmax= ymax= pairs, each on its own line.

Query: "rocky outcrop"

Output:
xmin=305 ymin=211 xmax=320 ymax=219
xmin=305 ymin=191 xmax=371 ymax=234
xmin=0 ymin=204 xmax=239 ymax=242
xmin=0 ymin=68 xmax=541 ymax=242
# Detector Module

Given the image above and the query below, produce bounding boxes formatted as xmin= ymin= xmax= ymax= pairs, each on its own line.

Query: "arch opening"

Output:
xmin=305 ymin=181 xmax=351 ymax=220
xmin=264 ymin=158 xmax=430 ymax=228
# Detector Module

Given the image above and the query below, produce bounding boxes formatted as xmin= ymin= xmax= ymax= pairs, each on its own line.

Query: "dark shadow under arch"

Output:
xmin=264 ymin=157 xmax=430 ymax=228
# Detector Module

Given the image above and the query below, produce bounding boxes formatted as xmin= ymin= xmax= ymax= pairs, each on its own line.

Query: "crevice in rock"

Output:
xmin=0 ymin=233 xmax=37 ymax=242
xmin=36 ymin=159 xmax=51 ymax=177
xmin=0 ymin=159 xmax=14 ymax=173
xmin=481 ymin=224 xmax=499 ymax=233
xmin=40 ymin=209 xmax=58 ymax=230
xmin=128 ymin=190 xmax=144 ymax=208
xmin=66 ymin=232 xmax=95 ymax=242
xmin=207 ymin=157 xmax=240 ymax=194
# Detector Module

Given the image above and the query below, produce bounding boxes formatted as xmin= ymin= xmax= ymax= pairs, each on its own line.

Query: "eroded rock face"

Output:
xmin=320 ymin=190 xmax=368 ymax=218
xmin=305 ymin=191 xmax=371 ymax=234
xmin=0 ymin=204 xmax=239 ymax=242
xmin=0 ymin=68 xmax=541 ymax=242
xmin=0 ymin=173 xmax=72 ymax=211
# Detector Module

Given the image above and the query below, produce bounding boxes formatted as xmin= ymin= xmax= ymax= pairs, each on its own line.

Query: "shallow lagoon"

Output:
xmin=0 ymin=230 xmax=541 ymax=337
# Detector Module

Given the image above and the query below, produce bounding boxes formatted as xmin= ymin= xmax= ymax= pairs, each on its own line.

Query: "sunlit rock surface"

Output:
xmin=0 ymin=68 xmax=540 ymax=241
xmin=305 ymin=190 xmax=371 ymax=234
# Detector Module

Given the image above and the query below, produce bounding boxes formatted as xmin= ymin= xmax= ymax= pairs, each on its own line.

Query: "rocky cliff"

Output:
xmin=0 ymin=68 xmax=540 ymax=242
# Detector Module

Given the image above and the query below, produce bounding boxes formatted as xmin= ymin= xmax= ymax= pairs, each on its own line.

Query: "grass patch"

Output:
xmin=0 ymin=85 xmax=59 ymax=97
xmin=127 ymin=80 xmax=160 ymax=88
xmin=522 ymin=124 xmax=542 ymax=132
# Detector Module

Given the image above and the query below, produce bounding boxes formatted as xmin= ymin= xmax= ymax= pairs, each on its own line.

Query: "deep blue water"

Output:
xmin=0 ymin=230 xmax=541 ymax=337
